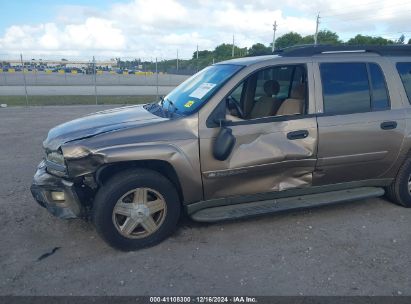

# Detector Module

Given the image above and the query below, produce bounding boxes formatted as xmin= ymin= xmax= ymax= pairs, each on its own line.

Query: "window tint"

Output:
xmin=369 ymin=63 xmax=390 ymax=110
xmin=396 ymin=62 xmax=411 ymax=104
xmin=320 ymin=63 xmax=370 ymax=114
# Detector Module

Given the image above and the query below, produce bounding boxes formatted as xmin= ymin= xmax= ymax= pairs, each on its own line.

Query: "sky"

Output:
xmin=0 ymin=0 xmax=410 ymax=60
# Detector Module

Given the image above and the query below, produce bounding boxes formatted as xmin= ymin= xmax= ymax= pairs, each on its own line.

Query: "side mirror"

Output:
xmin=213 ymin=126 xmax=236 ymax=161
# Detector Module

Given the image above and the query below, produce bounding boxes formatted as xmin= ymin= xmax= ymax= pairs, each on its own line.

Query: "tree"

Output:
xmin=248 ymin=43 xmax=271 ymax=56
xmin=275 ymin=32 xmax=303 ymax=49
xmin=396 ymin=34 xmax=405 ymax=44
xmin=316 ymin=30 xmax=341 ymax=45
xmin=192 ymin=50 xmax=212 ymax=59
xmin=408 ymin=38 xmax=411 ymax=44
xmin=214 ymin=44 xmax=234 ymax=58
xmin=273 ymin=30 xmax=340 ymax=50
xmin=213 ymin=43 xmax=243 ymax=60
xmin=347 ymin=34 xmax=394 ymax=45
xmin=300 ymin=34 xmax=314 ymax=44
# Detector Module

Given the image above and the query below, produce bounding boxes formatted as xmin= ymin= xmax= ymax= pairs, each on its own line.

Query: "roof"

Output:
xmin=216 ymin=44 xmax=411 ymax=67
xmin=275 ymin=44 xmax=411 ymax=57
xmin=216 ymin=55 xmax=279 ymax=66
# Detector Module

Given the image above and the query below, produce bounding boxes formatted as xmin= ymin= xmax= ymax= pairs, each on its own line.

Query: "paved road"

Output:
xmin=0 ymin=105 xmax=410 ymax=296
xmin=0 ymin=85 xmax=175 ymax=96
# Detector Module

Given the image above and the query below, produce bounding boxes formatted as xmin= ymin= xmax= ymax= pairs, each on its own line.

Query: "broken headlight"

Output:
xmin=45 ymin=151 xmax=67 ymax=176
xmin=47 ymin=151 xmax=65 ymax=165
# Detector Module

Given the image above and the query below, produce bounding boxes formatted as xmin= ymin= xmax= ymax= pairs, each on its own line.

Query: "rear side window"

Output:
xmin=369 ymin=63 xmax=390 ymax=110
xmin=320 ymin=63 xmax=370 ymax=114
xmin=396 ymin=62 xmax=411 ymax=103
xmin=320 ymin=62 xmax=390 ymax=114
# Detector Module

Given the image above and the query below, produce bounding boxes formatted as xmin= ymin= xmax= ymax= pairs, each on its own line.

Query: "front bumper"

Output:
xmin=30 ymin=161 xmax=84 ymax=219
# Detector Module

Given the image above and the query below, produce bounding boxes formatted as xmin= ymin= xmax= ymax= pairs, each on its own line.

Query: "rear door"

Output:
xmin=313 ymin=58 xmax=406 ymax=185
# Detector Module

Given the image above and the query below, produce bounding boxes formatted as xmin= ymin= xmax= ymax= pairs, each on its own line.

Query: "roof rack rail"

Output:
xmin=274 ymin=44 xmax=411 ymax=57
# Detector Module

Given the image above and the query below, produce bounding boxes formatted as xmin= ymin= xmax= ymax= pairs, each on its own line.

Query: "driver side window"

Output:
xmin=226 ymin=64 xmax=307 ymax=121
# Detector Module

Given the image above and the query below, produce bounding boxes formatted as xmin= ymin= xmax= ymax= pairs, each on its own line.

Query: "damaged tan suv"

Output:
xmin=31 ymin=45 xmax=411 ymax=251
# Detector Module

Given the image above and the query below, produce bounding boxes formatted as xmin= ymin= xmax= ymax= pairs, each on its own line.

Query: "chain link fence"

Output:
xmin=0 ymin=54 xmax=211 ymax=106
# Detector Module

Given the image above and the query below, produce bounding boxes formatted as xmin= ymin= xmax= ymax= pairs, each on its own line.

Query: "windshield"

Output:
xmin=160 ymin=64 xmax=242 ymax=115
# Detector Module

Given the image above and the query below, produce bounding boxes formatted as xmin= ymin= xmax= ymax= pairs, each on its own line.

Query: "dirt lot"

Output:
xmin=0 ymin=105 xmax=410 ymax=296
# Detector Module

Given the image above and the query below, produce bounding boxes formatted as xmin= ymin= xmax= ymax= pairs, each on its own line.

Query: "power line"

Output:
xmin=321 ymin=0 xmax=411 ymax=18
xmin=323 ymin=6 xmax=411 ymax=20
xmin=321 ymin=9 xmax=411 ymax=23
xmin=378 ymin=30 xmax=411 ymax=34
xmin=319 ymin=5 xmax=411 ymax=25
xmin=325 ymin=0 xmax=390 ymax=8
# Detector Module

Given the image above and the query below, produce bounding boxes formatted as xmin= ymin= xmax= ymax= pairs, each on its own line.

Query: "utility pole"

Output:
xmin=314 ymin=13 xmax=320 ymax=45
xmin=155 ymin=57 xmax=158 ymax=101
xmin=196 ymin=44 xmax=199 ymax=72
xmin=232 ymin=34 xmax=235 ymax=57
xmin=93 ymin=56 xmax=97 ymax=105
xmin=20 ymin=54 xmax=28 ymax=107
xmin=272 ymin=21 xmax=278 ymax=52
xmin=176 ymin=49 xmax=179 ymax=72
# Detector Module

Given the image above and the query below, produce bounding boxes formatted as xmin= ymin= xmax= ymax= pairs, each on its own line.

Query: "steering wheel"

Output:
xmin=228 ymin=96 xmax=244 ymax=118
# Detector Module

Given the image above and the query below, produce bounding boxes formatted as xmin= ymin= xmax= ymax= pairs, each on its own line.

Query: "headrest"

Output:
xmin=290 ymin=83 xmax=305 ymax=99
xmin=263 ymin=80 xmax=280 ymax=96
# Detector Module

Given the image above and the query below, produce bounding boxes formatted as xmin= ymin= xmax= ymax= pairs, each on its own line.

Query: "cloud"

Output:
xmin=0 ymin=17 xmax=126 ymax=57
xmin=112 ymin=0 xmax=188 ymax=25
xmin=0 ymin=0 xmax=409 ymax=59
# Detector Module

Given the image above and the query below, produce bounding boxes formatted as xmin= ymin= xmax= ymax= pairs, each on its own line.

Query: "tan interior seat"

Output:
xmin=276 ymin=84 xmax=305 ymax=116
xmin=249 ymin=80 xmax=280 ymax=119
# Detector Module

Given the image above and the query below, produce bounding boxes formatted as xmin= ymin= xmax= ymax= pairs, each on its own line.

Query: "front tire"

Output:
xmin=92 ymin=169 xmax=181 ymax=251
xmin=386 ymin=157 xmax=411 ymax=208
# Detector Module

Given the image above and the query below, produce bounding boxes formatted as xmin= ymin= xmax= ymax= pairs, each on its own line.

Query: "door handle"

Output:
xmin=380 ymin=121 xmax=397 ymax=130
xmin=287 ymin=130 xmax=309 ymax=140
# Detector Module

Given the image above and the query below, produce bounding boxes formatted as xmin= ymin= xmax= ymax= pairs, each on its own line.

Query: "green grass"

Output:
xmin=0 ymin=95 xmax=157 ymax=106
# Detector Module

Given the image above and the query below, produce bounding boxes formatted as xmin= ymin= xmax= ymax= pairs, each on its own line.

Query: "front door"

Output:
xmin=199 ymin=63 xmax=318 ymax=200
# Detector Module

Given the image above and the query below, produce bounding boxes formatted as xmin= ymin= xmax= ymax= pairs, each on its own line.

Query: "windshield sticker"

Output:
xmin=184 ymin=100 xmax=195 ymax=108
xmin=189 ymin=83 xmax=216 ymax=99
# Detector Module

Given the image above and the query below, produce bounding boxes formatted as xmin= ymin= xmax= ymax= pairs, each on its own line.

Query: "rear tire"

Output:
xmin=386 ymin=157 xmax=411 ymax=208
xmin=92 ymin=168 xmax=181 ymax=251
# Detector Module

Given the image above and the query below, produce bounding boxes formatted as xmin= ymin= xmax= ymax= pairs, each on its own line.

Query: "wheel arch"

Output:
xmin=96 ymin=160 xmax=185 ymax=203
xmin=384 ymin=141 xmax=411 ymax=181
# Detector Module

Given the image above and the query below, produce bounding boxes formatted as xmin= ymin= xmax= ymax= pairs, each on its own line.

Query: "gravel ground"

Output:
xmin=0 ymin=105 xmax=410 ymax=296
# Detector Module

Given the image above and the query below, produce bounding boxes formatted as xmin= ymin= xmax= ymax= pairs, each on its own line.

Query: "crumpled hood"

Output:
xmin=44 ymin=104 xmax=168 ymax=151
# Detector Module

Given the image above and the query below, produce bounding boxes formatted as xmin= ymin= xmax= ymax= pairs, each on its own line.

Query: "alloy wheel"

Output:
xmin=112 ymin=187 xmax=167 ymax=239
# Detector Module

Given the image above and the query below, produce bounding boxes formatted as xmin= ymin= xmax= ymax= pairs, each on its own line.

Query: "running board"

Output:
xmin=190 ymin=187 xmax=385 ymax=222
